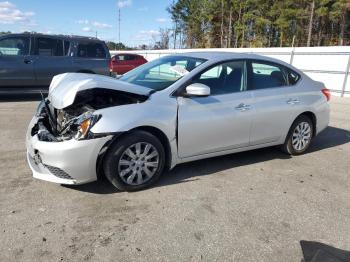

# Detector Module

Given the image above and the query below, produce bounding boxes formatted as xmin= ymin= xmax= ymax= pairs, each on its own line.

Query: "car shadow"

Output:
xmin=66 ymin=126 xmax=350 ymax=194
xmin=0 ymin=87 xmax=48 ymax=102
xmin=300 ymin=240 xmax=350 ymax=262
xmin=157 ymin=126 xmax=350 ymax=189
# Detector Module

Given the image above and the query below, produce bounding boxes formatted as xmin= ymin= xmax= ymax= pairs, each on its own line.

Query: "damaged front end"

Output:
xmin=32 ymin=88 xmax=149 ymax=142
xmin=26 ymin=73 xmax=153 ymax=185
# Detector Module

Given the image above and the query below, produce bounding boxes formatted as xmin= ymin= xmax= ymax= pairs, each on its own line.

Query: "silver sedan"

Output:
xmin=26 ymin=52 xmax=330 ymax=191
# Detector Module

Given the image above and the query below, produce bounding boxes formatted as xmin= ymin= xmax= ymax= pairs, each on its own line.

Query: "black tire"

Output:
xmin=103 ymin=130 xmax=165 ymax=191
xmin=281 ymin=115 xmax=314 ymax=155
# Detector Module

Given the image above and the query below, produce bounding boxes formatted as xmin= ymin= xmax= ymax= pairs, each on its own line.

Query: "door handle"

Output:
xmin=24 ymin=58 xmax=33 ymax=64
xmin=235 ymin=103 xmax=251 ymax=111
xmin=286 ymin=98 xmax=300 ymax=105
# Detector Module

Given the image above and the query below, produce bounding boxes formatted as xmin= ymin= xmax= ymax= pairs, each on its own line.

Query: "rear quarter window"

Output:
xmin=285 ymin=68 xmax=300 ymax=85
xmin=77 ymin=42 xmax=107 ymax=58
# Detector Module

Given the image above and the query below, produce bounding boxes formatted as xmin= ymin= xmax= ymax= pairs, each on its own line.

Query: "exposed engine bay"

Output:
xmin=31 ymin=88 xmax=148 ymax=142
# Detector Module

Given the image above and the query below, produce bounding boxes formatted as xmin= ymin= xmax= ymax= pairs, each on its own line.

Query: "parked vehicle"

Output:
xmin=0 ymin=33 xmax=111 ymax=87
xmin=26 ymin=52 xmax=330 ymax=191
xmin=109 ymin=53 xmax=147 ymax=75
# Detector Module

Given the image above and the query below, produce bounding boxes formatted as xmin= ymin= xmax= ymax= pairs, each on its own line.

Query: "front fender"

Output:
xmin=91 ymin=94 xmax=178 ymax=142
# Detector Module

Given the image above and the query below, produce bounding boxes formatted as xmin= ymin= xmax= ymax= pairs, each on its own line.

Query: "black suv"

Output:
xmin=0 ymin=33 xmax=111 ymax=87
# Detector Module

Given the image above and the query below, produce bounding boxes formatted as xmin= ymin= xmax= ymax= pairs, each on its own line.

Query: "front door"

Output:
xmin=178 ymin=60 xmax=254 ymax=158
xmin=0 ymin=36 xmax=35 ymax=86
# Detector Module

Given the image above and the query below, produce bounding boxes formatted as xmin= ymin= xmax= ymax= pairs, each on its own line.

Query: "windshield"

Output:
xmin=119 ymin=56 xmax=206 ymax=91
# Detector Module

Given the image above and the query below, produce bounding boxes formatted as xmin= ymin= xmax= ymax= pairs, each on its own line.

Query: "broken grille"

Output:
xmin=44 ymin=165 xmax=73 ymax=180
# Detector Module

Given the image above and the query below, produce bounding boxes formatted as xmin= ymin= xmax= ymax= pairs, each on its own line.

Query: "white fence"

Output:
xmin=111 ymin=46 xmax=350 ymax=97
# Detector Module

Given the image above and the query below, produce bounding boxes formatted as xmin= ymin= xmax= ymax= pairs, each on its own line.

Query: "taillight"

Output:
xmin=109 ymin=58 xmax=112 ymax=72
xmin=109 ymin=57 xmax=117 ymax=72
xmin=321 ymin=88 xmax=331 ymax=102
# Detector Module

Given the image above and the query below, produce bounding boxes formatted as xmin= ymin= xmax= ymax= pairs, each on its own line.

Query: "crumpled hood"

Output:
xmin=48 ymin=73 xmax=152 ymax=109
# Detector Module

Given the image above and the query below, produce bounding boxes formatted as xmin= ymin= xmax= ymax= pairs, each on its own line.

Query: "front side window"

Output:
xmin=0 ymin=37 xmax=29 ymax=56
xmin=117 ymin=55 xmax=126 ymax=61
xmin=77 ymin=43 xmax=106 ymax=58
xmin=36 ymin=38 xmax=64 ymax=56
xmin=117 ymin=54 xmax=136 ymax=61
xmin=251 ymin=61 xmax=287 ymax=89
xmin=191 ymin=61 xmax=245 ymax=95
xmin=119 ymin=56 xmax=206 ymax=91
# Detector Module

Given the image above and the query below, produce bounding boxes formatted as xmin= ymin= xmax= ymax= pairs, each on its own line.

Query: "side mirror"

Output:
xmin=185 ymin=83 xmax=210 ymax=97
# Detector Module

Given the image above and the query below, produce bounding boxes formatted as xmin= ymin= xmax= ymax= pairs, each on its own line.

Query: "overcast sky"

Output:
xmin=0 ymin=0 xmax=174 ymax=46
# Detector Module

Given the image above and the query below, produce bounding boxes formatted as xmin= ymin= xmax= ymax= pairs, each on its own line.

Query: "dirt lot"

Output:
xmin=0 ymin=96 xmax=349 ymax=262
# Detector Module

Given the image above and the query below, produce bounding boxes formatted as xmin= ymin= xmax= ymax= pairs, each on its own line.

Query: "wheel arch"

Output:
xmin=96 ymin=126 xmax=172 ymax=179
xmin=77 ymin=70 xmax=95 ymax=74
xmin=130 ymin=126 xmax=172 ymax=170
xmin=292 ymin=111 xmax=317 ymax=137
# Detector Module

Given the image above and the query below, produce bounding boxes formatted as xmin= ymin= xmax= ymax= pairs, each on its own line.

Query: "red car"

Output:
xmin=109 ymin=53 xmax=147 ymax=75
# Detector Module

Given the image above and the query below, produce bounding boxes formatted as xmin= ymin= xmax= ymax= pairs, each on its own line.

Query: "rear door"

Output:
xmin=178 ymin=60 xmax=254 ymax=158
xmin=33 ymin=37 xmax=72 ymax=86
xmin=248 ymin=60 xmax=300 ymax=145
xmin=0 ymin=36 xmax=36 ymax=86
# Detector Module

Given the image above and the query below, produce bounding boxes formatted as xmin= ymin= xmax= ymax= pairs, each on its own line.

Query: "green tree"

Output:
xmin=106 ymin=42 xmax=131 ymax=50
xmin=167 ymin=0 xmax=350 ymax=48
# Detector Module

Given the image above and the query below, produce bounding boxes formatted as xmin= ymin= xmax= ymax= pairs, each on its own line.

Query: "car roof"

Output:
xmin=114 ymin=53 xmax=140 ymax=56
xmin=0 ymin=33 xmax=104 ymax=43
xmin=173 ymin=51 xmax=294 ymax=70
xmin=177 ymin=51 xmax=268 ymax=61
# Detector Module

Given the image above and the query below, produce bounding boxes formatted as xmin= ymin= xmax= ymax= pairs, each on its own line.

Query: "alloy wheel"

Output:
xmin=118 ymin=142 xmax=160 ymax=185
xmin=291 ymin=121 xmax=312 ymax=151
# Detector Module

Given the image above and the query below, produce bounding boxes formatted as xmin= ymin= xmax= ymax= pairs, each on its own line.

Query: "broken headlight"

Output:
xmin=74 ymin=113 xmax=101 ymax=140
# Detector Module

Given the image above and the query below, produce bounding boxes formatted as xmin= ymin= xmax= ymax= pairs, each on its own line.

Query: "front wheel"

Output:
xmin=103 ymin=131 xmax=165 ymax=191
xmin=281 ymin=115 xmax=314 ymax=155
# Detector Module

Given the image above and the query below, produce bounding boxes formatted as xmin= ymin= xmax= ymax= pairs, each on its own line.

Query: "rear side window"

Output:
xmin=251 ymin=61 xmax=287 ymax=89
xmin=36 ymin=38 xmax=64 ymax=56
xmin=125 ymin=55 xmax=136 ymax=60
xmin=0 ymin=37 xmax=29 ymax=56
xmin=77 ymin=43 xmax=106 ymax=58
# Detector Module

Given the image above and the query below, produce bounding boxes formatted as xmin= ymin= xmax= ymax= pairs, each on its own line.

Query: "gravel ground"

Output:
xmin=0 ymin=96 xmax=349 ymax=262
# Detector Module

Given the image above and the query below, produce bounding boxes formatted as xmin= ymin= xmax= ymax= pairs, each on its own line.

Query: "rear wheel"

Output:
xmin=281 ymin=115 xmax=314 ymax=155
xmin=103 ymin=131 xmax=165 ymax=191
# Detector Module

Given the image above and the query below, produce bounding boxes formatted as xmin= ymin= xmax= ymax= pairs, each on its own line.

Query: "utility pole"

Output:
xmin=307 ymin=0 xmax=315 ymax=47
xmin=220 ymin=0 xmax=224 ymax=48
xmin=172 ymin=0 xmax=176 ymax=49
xmin=173 ymin=21 xmax=177 ymax=49
xmin=118 ymin=8 xmax=121 ymax=44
